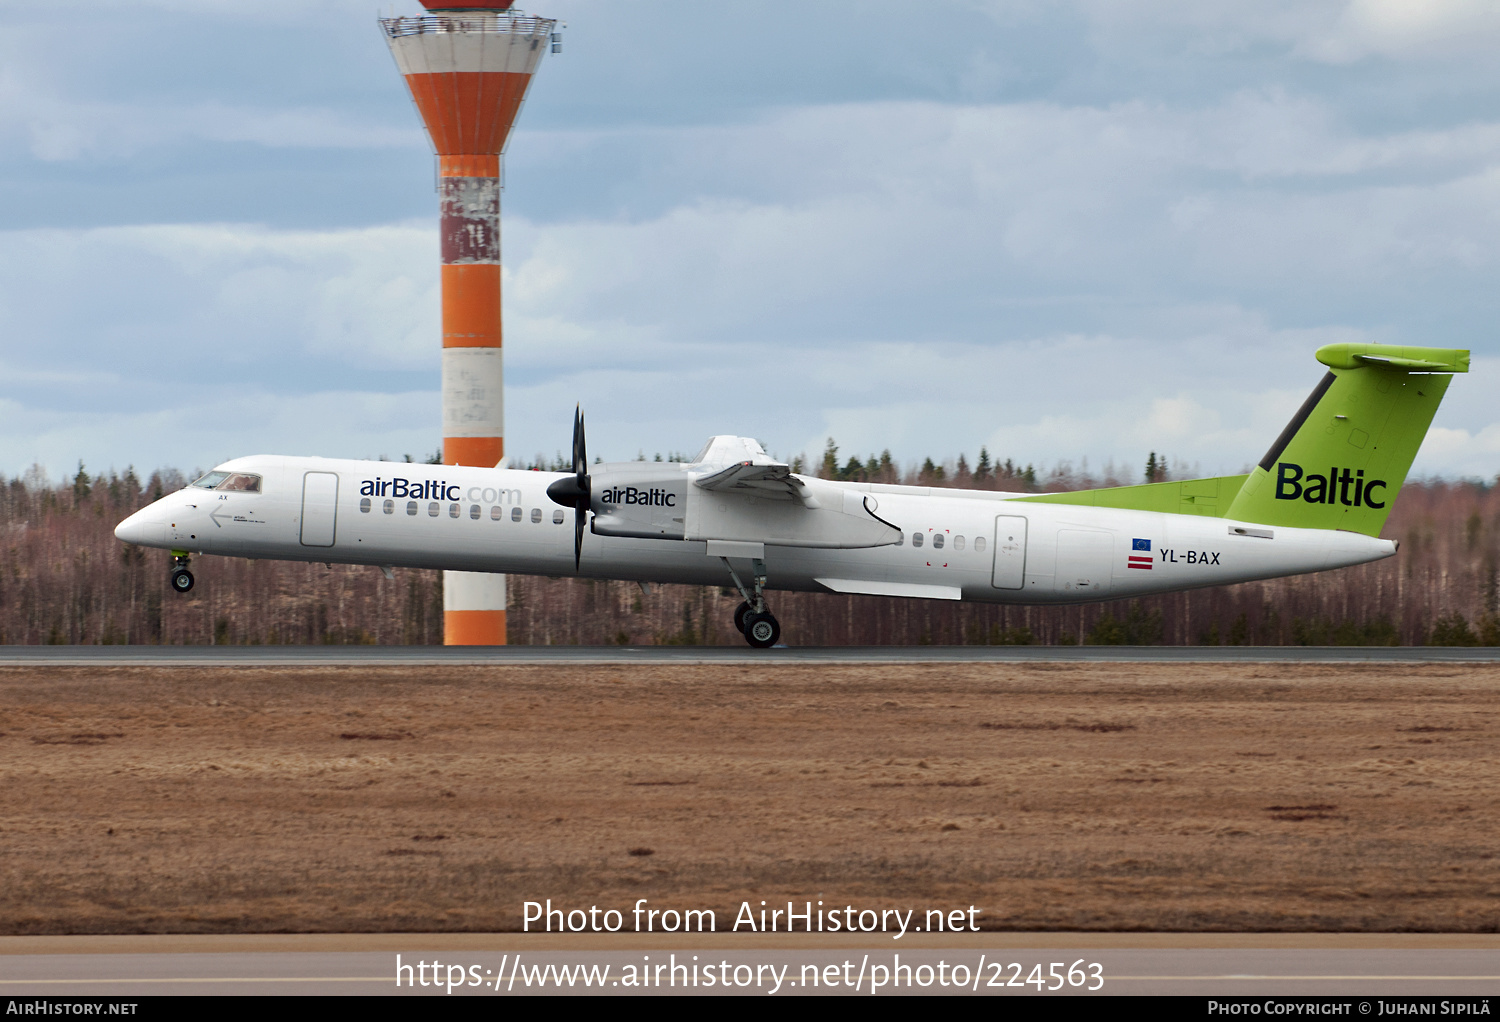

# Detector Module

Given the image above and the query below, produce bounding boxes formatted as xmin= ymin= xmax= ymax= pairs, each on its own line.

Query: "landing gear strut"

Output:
xmin=170 ymin=553 xmax=194 ymax=594
xmin=723 ymin=557 xmax=780 ymax=649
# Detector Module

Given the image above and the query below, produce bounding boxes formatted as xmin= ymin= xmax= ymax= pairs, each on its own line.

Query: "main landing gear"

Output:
xmin=169 ymin=552 xmax=194 ymax=594
xmin=723 ymin=557 xmax=780 ymax=649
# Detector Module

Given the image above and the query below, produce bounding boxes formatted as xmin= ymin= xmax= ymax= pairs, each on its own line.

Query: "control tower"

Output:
xmin=381 ymin=0 xmax=557 ymax=645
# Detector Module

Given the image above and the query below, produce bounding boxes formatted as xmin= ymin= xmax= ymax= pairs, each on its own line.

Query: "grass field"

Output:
xmin=1 ymin=662 xmax=1496 ymax=934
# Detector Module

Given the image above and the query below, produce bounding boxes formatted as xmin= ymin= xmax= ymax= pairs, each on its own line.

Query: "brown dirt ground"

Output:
xmin=0 ymin=662 xmax=1497 ymax=935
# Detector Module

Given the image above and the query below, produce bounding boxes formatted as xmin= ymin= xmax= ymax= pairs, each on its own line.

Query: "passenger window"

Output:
xmin=512 ymin=507 xmax=522 ymax=522
xmin=531 ymin=508 xmax=542 ymax=523
xmin=428 ymin=502 xmax=439 ymax=517
xmin=975 ymin=535 xmax=986 ymax=552
xmin=553 ymin=510 xmax=565 ymax=524
xmin=954 ymin=535 xmax=965 ymax=550
xmin=912 ymin=532 xmax=924 ymax=548
xmin=933 ymin=533 xmax=945 ymax=549
xmin=383 ymin=499 xmax=394 ymax=515
xmin=359 ymin=497 xmax=371 ymax=514
xmin=449 ymin=503 xmax=460 ymax=518
xmin=470 ymin=504 xmax=481 ymax=520
xmin=407 ymin=501 xmax=418 ymax=516
xmin=491 ymin=506 xmax=502 ymax=521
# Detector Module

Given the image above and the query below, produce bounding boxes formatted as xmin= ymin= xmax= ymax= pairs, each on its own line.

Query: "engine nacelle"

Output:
xmin=582 ymin=458 xmax=899 ymax=550
xmin=588 ymin=463 xmax=689 ymax=540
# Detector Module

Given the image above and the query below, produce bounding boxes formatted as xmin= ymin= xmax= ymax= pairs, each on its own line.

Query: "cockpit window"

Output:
xmin=190 ymin=470 xmax=261 ymax=493
xmin=217 ymin=473 xmax=261 ymax=492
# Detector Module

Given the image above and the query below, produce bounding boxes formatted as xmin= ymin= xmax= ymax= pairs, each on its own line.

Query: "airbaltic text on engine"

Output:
xmin=600 ymin=486 xmax=677 ymax=507
xmin=1274 ymin=463 xmax=1388 ymax=508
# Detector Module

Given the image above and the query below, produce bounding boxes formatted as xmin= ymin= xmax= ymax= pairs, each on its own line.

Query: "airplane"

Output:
xmin=114 ymin=341 xmax=1468 ymax=648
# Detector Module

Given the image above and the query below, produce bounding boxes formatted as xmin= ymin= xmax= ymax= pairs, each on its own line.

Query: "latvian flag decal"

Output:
xmin=1128 ymin=538 xmax=1153 ymax=570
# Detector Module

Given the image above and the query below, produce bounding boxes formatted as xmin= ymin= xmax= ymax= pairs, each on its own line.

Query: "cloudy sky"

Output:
xmin=2 ymin=0 xmax=1499 ymax=483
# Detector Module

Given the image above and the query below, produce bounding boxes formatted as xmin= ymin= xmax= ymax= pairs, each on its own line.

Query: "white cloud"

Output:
xmin=0 ymin=83 xmax=417 ymax=162
xmin=0 ymin=0 xmax=423 ymax=163
xmin=2 ymin=87 xmax=1498 ymax=481
xmin=53 ymin=0 xmax=395 ymax=17
xmin=1302 ymin=0 xmax=1500 ymax=63
xmin=0 ymin=221 xmax=439 ymax=371
xmin=498 ymin=94 xmax=1500 ymax=476
xmin=513 ymin=94 xmax=1500 ymax=312
xmin=1415 ymin=423 xmax=1500 ymax=479
xmin=0 ymin=388 xmax=440 ymax=483
xmin=1059 ymin=0 xmax=1500 ymax=67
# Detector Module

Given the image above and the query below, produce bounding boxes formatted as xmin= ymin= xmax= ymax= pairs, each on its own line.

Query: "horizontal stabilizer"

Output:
xmin=1314 ymin=343 xmax=1469 ymax=373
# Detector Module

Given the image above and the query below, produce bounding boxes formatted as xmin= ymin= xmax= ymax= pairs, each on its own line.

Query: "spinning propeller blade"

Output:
xmin=545 ymin=405 xmax=591 ymax=571
xmin=572 ymin=407 xmax=588 ymax=570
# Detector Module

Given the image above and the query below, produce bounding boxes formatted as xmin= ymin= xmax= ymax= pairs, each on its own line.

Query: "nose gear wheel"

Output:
xmin=170 ymin=554 xmax=194 ymax=594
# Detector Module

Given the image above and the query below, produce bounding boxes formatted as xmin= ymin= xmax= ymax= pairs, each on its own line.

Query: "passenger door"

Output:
xmin=300 ymin=472 xmax=339 ymax=547
xmin=991 ymin=515 xmax=1028 ymax=589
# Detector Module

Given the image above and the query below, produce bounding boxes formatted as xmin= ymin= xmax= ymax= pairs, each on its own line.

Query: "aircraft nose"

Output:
xmin=115 ymin=506 xmax=166 ymax=547
xmin=114 ymin=510 xmax=145 ymax=544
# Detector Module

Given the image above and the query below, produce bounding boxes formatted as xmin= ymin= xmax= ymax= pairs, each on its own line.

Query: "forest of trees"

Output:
xmin=0 ymin=448 xmax=1496 ymax=646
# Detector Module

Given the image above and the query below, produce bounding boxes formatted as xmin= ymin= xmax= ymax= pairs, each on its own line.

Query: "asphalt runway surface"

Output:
xmin=2 ymin=935 xmax=1499 ymax=996
xmin=1 ymin=645 xmax=1498 ymax=666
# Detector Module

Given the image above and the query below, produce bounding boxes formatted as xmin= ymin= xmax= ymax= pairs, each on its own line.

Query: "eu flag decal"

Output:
xmin=1128 ymin=537 xmax=1153 ymax=570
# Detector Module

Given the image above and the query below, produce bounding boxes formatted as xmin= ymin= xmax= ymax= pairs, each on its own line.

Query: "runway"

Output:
xmin=1 ymin=935 xmax=1497 ymax=996
xmin=0 ymin=645 xmax=1497 ymax=666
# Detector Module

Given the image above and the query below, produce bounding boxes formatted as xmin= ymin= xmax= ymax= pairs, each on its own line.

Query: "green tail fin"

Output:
xmin=1223 ymin=343 xmax=1469 ymax=536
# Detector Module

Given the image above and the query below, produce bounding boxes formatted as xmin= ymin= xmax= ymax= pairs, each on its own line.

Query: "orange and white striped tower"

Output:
xmin=381 ymin=1 xmax=556 ymax=645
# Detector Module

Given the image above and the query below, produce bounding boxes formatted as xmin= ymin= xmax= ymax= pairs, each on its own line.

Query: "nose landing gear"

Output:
xmin=722 ymin=557 xmax=781 ymax=649
xmin=169 ymin=552 xmax=194 ymax=594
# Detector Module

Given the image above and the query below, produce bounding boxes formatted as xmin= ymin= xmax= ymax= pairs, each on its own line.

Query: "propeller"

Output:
xmin=544 ymin=406 xmax=591 ymax=570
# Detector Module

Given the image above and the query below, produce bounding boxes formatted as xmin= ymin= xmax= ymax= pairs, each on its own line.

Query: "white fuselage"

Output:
xmin=114 ymin=455 xmax=1396 ymax=604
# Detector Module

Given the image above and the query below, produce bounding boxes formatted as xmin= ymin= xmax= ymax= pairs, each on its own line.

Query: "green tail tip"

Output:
xmin=1316 ymin=343 xmax=1470 ymax=374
